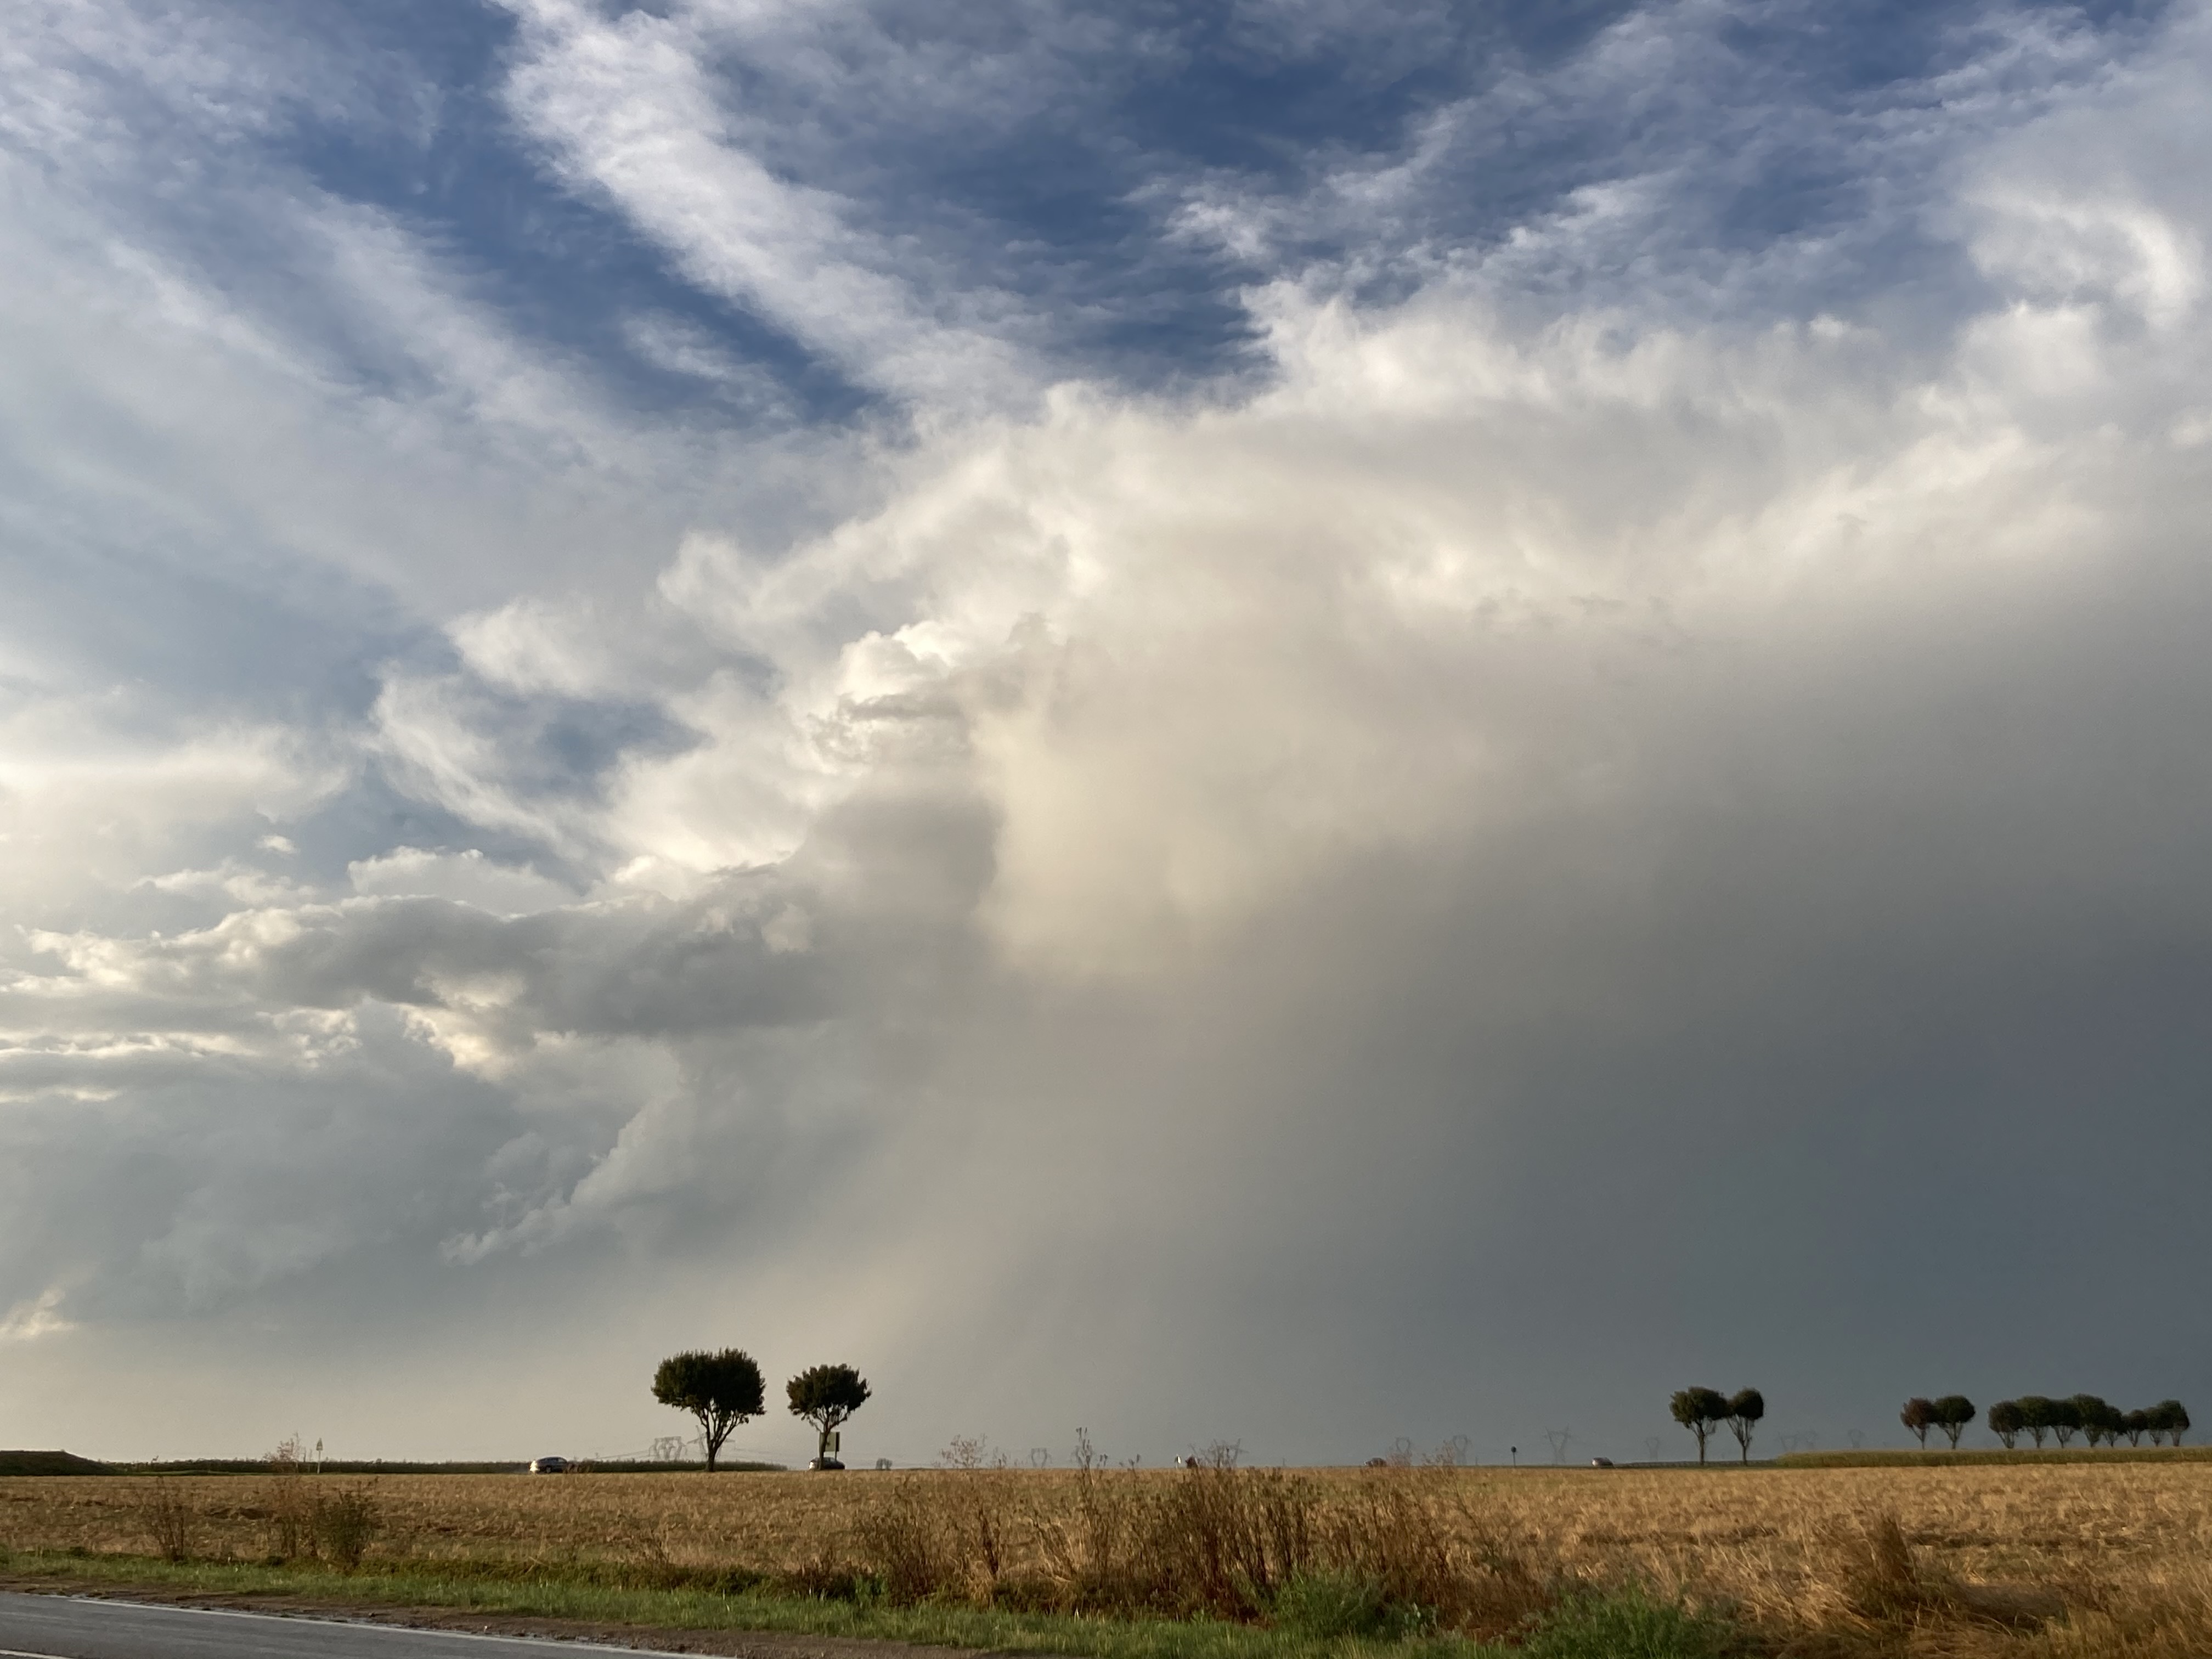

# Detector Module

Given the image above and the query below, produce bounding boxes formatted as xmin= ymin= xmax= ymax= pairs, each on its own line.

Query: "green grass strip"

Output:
xmin=0 ymin=1550 xmax=1511 ymax=1659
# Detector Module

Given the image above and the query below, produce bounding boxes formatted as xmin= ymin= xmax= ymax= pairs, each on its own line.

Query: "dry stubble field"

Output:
xmin=4 ymin=1460 xmax=2210 ymax=1655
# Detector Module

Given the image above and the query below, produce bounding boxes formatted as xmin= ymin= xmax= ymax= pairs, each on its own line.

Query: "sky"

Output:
xmin=2 ymin=0 xmax=2209 ymax=1471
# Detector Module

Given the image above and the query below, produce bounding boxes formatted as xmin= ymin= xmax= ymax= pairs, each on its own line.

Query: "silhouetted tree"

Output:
xmin=2015 ymin=1396 xmax=2056 ymax=1449
xmin=652 ymin=1348 xmax=765 ymax=1471
xmin=787 ymin=1363 xmax=872 ymax=1463
xmin=2121 ymin=1409 xmax=2151 ymax=1447
xmin=2068 ymin=1395 xmax=2123 ymax=1448
xmin=1725 ymin=1389 xmax=1765 ymax=1463
xmin=1671 ymin=1388 xmax=1729 ymax=1465
xmin=2150 ymin=1401 xmax=2191 ymax=1446
xmin=2063 ymin=1395 xmax=2105 ymax=1448
xmin=1932 ymin=1396 xmax=1976 ymax=1451
xmin=2049 ymin=1397 xmax=2084 ymax=1448
xmin=1988 ymin=1400 xmax=2023 ymax=1449
xmin=1900 ymin=1398 xmax=1936 ymax=1449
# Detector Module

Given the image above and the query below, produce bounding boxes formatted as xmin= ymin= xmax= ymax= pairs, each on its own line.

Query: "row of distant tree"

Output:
xmin=1670 ymin=1386 xmax=2191 ymax=1462
xmin=1670 ymin=1387 xmax=1765 ymax=1463
xmin=1904 ymin=1394 xmax=2193 ymax=1450
xmin=651 ymin=1349 xmax=872 ymax=1470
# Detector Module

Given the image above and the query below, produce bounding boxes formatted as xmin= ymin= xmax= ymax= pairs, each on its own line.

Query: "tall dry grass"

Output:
xmin=4 ymin=1458 xmax=2210 ymax=1653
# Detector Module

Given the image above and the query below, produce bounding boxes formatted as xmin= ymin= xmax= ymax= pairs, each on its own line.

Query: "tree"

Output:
xmin=2151 ymin=1401 xmax=2191 ymax=1446
xmin=2121 ymin=1409 xmax=2151 ymax=1447
xmin=2068 ymin=1395 xmax=2121 ymax=1448
xmin=652 ymin=1348 xmax=764 ymax=1472
xmin=2063 ymin=1395 xmax=2105 ymax=1448
xmin=1900 ymin=1398 xmax=1936 ymax=1449
xmin=1725 ymin=1389 xmax=1765 ymax=1463
xmin=1988 ymin=1400 xmax=2023 ymax=1449
xmin=1932 ymin=1396 xmax=1976 ymax=1451
xmin=1670 ymin=1388 xmax=1729 ymax=1465
xmin=2016 ymin=1396 xmax=2059 ymax=1449
xmin=787 ymin=1363 xmax=871 ymax=1463
xmin=2049 ymin=1397 xmax=2084 ymax=1448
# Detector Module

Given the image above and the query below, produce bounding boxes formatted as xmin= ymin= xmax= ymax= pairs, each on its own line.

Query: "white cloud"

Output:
xmin=0 ymin=1286 xmax=75 ymax=1344
xmin=496 ymin=0 xmax=1037 ymax=409
xmin=0 ymin=706 xmax=343 ymax=930
xmin=348 ymin=849 xmax=577 ymax=917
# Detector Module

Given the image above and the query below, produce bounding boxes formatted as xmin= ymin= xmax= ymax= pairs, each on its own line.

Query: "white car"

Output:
xmin=529 ymin=1455 xmax=569 ymax=1474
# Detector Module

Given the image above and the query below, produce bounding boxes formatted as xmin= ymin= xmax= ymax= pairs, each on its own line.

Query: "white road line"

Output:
xmin=0 ymin=1646 xmax=71 ymax=1658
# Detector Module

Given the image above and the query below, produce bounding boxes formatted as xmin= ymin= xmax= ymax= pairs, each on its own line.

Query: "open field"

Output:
xmin=5 ymin=1460 xmax=2211 ymax=1655
xmin=1775 ymin=1448 xmax=2212 ymax=1470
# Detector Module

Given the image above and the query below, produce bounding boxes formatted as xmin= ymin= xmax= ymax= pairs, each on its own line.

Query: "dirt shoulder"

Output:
xmin=0 ymin=1574 xmax=992 ymax=1659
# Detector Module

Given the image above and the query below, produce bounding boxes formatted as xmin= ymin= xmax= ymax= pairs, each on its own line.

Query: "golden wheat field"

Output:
xmin=5 ymin=1461 xmax=2211 ymax=1655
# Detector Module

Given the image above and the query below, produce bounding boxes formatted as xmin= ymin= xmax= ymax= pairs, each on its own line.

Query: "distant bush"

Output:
xmin=140 ymin=1480 xmax=196 ymax=1562
xmin=261 ymin=1438 xmax=315 ymax=1560
xmin=313 ymin=1487 xmax=379 ymax=1570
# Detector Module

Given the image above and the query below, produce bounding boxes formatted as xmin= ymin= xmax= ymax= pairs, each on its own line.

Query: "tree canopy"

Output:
xmin=2068 ymin=1395 xmax=2120 ymax=1447
xmin=1670 ymin=1387 xmax=1729 ymax=1464
xmin=788 ymin=1363 xmax=872 ymax=1462
xmin=2048 ymin=1397 xmax=2085 ymax=1448
xmin=1931 ymin=1396 xmax=1976 ymax=1450
xmin=652 ymin=1348 xmax=765 ymax=1471
xmin=1724 ymin=1389 xmax=1765 ymax=1463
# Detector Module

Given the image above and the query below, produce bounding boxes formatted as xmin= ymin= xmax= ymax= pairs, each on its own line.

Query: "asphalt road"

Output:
xmin=0 ymin=1593 xmax=646 ymax=1658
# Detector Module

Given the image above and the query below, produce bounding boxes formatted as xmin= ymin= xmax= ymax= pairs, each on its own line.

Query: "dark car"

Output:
xmin=529 ymin=1455 xmax=569 ymax=1474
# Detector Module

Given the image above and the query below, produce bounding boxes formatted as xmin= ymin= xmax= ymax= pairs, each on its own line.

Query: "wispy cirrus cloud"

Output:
xmin=495 ymin=0 xmax=1043 ymax=409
